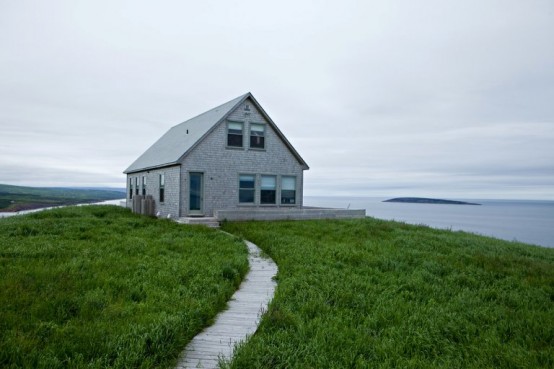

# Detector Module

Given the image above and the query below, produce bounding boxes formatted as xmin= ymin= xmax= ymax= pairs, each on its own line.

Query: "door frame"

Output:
xmin=188 ymin=171 xmax=204 ymax=216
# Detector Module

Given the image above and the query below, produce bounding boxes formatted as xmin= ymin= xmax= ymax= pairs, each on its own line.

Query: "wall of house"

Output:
xmin=126 ymin=165 xmax=181 ymax=218
xmin=179 ymin=98 xmax=305 ymax=217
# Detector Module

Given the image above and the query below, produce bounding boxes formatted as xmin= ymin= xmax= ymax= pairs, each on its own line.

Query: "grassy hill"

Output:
xmin=3 ymin=206 xmax=552 ymax=368
xmin=0 ymin=206 xmax=248 ymax=368
xmin=222 ymin=218 xmax=554 ymax=369
xmin=0 ymin=183 xmax=125 ymax=212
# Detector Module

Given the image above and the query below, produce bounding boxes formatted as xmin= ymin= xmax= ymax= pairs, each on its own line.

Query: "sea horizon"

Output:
xmin=304 ymin=196 xmax=554 ymax=248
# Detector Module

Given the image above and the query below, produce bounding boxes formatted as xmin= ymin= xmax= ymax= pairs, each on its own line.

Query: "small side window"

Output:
xmin=142 ymin=176 xmax=146 ymax=196
xmin=135 ymin=177 xmax=139 ymax=195
xmin=159 ymin=173 xmax=165 ymax=203
xmin=129 ymin=178 xmax=133 ymax=199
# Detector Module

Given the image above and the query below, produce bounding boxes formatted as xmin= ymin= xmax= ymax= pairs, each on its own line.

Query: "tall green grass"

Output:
xmin=0 ymin=206 xmax=248 ymax=368
xmin=222 ymin=218 xmax=554 ymax=368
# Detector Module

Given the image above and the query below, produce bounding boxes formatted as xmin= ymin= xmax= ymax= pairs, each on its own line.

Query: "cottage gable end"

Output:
xmin=212 ymin=95 xmax=309 ymax=170
xmin=124 ymin=93 xmax=308 ymax=174
xmin=124 ymin=93 xmax=311 ymax=218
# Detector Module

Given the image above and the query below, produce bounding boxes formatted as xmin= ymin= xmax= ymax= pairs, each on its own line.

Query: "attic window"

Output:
xmin=250 ymin=123 xmax=265 ymax=149
xmin=227 ymin=122 xmax=243 ymax=147
xmin=244 ymin=104 xmax=250 ymax=111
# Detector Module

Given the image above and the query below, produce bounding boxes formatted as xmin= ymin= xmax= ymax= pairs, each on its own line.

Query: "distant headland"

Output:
xmin=383 ymin=197 xmax=481 ymax=206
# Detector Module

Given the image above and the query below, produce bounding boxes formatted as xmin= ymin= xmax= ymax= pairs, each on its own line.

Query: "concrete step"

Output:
xmin=176 ymin=217 xmax=220 ymax=228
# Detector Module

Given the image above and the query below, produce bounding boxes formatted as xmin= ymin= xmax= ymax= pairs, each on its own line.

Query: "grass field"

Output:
xmin=0 ymin=183 xmax=125 ymax=212
xmin=222 ymin=218 xmax=554 ymax=369
xmin=0 ymin=206 xmax=248 ymax=369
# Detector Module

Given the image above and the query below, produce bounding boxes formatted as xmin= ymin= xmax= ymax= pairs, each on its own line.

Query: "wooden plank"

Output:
xmin=175 ymin=239 xmax=277 ymax=369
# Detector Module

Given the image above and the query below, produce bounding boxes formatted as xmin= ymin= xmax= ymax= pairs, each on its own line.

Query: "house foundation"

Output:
xmin=214 ymin=207 xmax=365 ymax=222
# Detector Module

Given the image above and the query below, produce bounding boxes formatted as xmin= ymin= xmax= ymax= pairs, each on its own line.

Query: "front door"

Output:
xmin=189 ymin=172 xmax=203 ymax=216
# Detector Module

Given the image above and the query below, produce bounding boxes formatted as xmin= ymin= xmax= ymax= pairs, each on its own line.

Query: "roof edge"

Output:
xmin=177 ymin=92 xmax=309 ymax=169
xmin=123 ymin=162 xmax=181 ymax=174
xmin=247 ymin=94 xmax=310 ymax=169
xmin=176 ymin=93 xmax=253 ymax=162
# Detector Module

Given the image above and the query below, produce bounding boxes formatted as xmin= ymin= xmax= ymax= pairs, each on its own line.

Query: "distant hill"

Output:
xmin=65 ymin=187 xmax=126 ymax=193
xmin=383 ymin=197 xmax=481 ymax=205
xmin=0 ymin=184 xmax=125 ymax=212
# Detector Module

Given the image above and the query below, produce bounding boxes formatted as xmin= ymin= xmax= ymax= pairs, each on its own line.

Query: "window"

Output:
xmin=129 ymin=178 xmax=133 ymax=199
xmin=159 ymin=173 xmax=165 ymax=203
xmin=142 ymin=176 xmax=146 ymax=196
xmin=227 ymin=122 xmax=243 ymax=147
xmin=250 ymin=123 xmax=265 ymax=149
xmin=281 ymin=176 xmax=296 ymax=204
xmin=260 ymin=175 xmax=276 ymax=204
xmin=135 ymin=177 xmax=139 ymax=195
xmin=239 ymin=175 xmax=255 ymax=203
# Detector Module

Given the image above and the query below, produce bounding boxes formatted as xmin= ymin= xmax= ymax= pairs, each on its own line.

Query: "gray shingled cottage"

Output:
xmin=124 ymin=93 xmax=310 ymax=220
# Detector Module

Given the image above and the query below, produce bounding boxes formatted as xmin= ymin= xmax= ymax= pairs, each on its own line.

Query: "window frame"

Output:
xmin=249 ymin=123 xmax=266 ymax=150
xmin=260 ymin=175 xmax=277 ymax=205
xmin=280 ymin=176 xmax=297 ymax=205
xmin=159 ymin=173 xmax=165 ymax=203
xmin=238 ymin=174 xmax=256 ymax=204
xmin=135 ymin=177 xmax=139 ymax=195
xmin=141 ymin=176 xmax=146 ymax=196
xmin=129 ymin=177 xmax=133 ymax=199
xmin=226 ymin=120 xmax=244 ymax=148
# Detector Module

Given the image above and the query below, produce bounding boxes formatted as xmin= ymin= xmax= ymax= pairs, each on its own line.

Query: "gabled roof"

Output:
xmin=124 ymin=92 xmax=309 ymax=174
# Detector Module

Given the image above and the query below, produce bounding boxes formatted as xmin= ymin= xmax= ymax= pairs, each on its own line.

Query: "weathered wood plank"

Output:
xmin=175 ymin=240 xmax=277 ymax=369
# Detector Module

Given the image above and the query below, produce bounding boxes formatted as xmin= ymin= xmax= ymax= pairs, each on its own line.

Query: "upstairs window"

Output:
xmin=129 ymin=178 xmax=133 ymax=199
xmin=227 ymin=122 xmax=243 ymax=147
xmin=281 ymin=176 xmax=296 ymax=204
xmin=239 ymin=175 xmax=255 ymax=203
xmin=159 ymin=173 xmax=165 ymax=203
xmin=250 ymin=123 xmax=265 ymax=149
xmin=142 ymin=176 xmax=146 ymax=196
xmin=135 ymin=177 xmax=139 ymax=195
xmin=260 ymin=175 xmax=276 ymax=204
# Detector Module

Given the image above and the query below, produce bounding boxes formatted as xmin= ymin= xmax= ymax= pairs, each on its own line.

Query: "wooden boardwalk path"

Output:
xmin=175 ymin=240 xmax=277 ymax=369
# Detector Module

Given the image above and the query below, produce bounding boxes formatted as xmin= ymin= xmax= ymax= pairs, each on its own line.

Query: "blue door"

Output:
xmin=189 ymin=172 xmax=203 ymax=215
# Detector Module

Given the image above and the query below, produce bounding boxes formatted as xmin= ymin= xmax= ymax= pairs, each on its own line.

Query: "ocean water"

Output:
xmin=305 ymin=196 xmax=554 ymax=248
xmin=2 ymin=197 xmax=552 ymax=248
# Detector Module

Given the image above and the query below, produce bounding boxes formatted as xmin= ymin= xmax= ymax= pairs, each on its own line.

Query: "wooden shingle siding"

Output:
xmin=124 ymin=93 xmax=308 ymax=219
xmin=180 ymin=98 xmax=304 ymax=217
xmin=126 ymin=165 xmax=180 ymax=218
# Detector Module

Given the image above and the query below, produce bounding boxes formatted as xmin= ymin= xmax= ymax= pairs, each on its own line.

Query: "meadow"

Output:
xmin=0 ymin=206 xmax=248 ymax=369
xmin=222 ymin=218 xmax=554 ymax=368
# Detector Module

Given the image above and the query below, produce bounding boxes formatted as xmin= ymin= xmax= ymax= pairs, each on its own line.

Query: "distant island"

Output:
xmin=384 ymin=197 xmax=481 ymax=205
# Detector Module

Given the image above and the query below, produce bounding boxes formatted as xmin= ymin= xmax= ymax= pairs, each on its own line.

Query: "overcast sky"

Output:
xmin=1 ymin=0 xmax=553 ymax=199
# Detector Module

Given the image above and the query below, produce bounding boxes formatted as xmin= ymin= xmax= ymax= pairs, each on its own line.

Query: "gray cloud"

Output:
xmin=0 ymin=0 xmax=553 ymax=199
